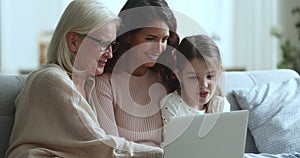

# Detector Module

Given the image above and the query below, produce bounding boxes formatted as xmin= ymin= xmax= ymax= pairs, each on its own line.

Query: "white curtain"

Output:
xmin=230 ymin=0 xmax=278 ymax=70
xmin=169 ymin=0 xmax=278 ymax=71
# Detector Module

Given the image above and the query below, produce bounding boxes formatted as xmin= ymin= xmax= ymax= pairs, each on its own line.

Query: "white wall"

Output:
xmin=0 ymin=0 xmax=126 ymax=74
xmin=0 ymin=0 xmax=71 ymax=74
xmin=0 ymin=0 xmax=2 ymax=73
xmin=102 ymin=0 xmax=126 ymax=14
xmin=0 ymin=0 xmax=298 ymax=74
xmin=168 ymin=0 xmax=235 ymax=68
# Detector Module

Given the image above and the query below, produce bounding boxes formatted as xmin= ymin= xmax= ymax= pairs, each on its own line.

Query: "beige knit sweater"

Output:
xmin=5 ymin=64 xmax=162 ymax=158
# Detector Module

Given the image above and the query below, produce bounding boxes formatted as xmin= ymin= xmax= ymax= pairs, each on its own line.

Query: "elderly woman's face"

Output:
xmin=75 ymin=22 xmax=117 ymax=76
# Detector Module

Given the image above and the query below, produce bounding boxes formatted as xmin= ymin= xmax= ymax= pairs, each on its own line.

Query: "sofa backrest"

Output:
xmin=0 ymin=69 xmax=299 ymax=156
xmin=0 ymin=74 xmax=27 ymax=158
xmin=224 ymin=69 xmax=300 ymax=153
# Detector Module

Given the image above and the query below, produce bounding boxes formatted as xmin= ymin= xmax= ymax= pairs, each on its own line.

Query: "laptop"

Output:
xmin=162 ymin=110 xmax=249 ymax=158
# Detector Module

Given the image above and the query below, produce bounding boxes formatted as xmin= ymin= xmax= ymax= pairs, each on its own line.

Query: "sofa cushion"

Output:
xmin=0 ymin=75 xmax=27 ymax=158
xmin=225 ymin=69 xmax=300 ymax=153
xmin=233 ymin=77 xmax=300 ymax=154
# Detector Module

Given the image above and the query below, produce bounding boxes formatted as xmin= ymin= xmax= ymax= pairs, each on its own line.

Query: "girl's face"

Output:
xmin=177 ymin=58 xmax=219 ymax=109
xmin=75 ymin=22 xmax=117 ymax=76
xmin=126 ymin=20 xmax=169 ymax=72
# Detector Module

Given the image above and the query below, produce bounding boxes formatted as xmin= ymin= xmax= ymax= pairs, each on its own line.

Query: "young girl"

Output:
xmin=160 ymin=34 xmax=230 ymax=125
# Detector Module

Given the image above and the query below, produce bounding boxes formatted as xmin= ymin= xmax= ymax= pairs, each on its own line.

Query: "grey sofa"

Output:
xmin=0 ymin=69 xmax=299 ymax=157
xmin=0 ymin=74 xmax=27 ymax=158
xmin=224 ymin=69 xmax=300 ymax=153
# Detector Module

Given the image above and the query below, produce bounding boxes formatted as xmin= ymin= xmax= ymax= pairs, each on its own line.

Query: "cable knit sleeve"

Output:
xmin=93 ymin=73 xmax=119 ymax=136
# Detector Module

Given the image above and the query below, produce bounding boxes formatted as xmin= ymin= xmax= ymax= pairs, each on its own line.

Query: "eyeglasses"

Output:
xmin=85 ymin=35 xmax=119 ymax=53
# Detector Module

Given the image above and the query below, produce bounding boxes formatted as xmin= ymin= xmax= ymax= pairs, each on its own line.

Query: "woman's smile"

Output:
xmin=145 ymin=52 xmax=159 ymax=61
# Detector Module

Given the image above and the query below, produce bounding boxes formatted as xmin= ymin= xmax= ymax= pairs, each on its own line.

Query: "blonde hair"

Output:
xmin=46 ymin=0 xmax=120 ymax=73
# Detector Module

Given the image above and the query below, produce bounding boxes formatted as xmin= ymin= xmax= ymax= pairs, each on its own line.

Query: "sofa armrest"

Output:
xmin=0 ymin=74 xmax=27 ymax=158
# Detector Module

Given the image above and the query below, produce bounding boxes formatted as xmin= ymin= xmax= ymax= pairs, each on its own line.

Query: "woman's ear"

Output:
xmin=66 ymin=32 xmax=81 ymax=53
xmin=173 ymin=68 xmax=182 ymax=82
xmin=220 ymin=65 xmax=224 ymax=70
xmin=219 ymin=65 xmax=224 ymax=72
xmin=217 ymin=65 xmax=224 ymax=77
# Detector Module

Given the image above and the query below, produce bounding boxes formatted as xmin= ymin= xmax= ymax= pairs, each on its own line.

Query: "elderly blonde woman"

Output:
xmin=5 ymin=0 xmax=162 ymax=158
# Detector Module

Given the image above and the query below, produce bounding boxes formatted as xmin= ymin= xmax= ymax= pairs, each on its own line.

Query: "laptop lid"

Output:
xmin=162 ymin=110 xmax=249 ymax=158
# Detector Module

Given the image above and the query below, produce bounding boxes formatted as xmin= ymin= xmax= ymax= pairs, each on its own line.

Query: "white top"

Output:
xmin=160 ymin=91 xmax=231 ymax=125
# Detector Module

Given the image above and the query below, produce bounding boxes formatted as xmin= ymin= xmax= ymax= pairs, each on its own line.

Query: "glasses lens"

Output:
xmin=111 ymin=41 xmax=120 ymax=52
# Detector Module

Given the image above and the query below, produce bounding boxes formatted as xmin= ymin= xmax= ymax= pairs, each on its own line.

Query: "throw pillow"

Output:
xmin=232 ymin=77 xmax=300 ymax=154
